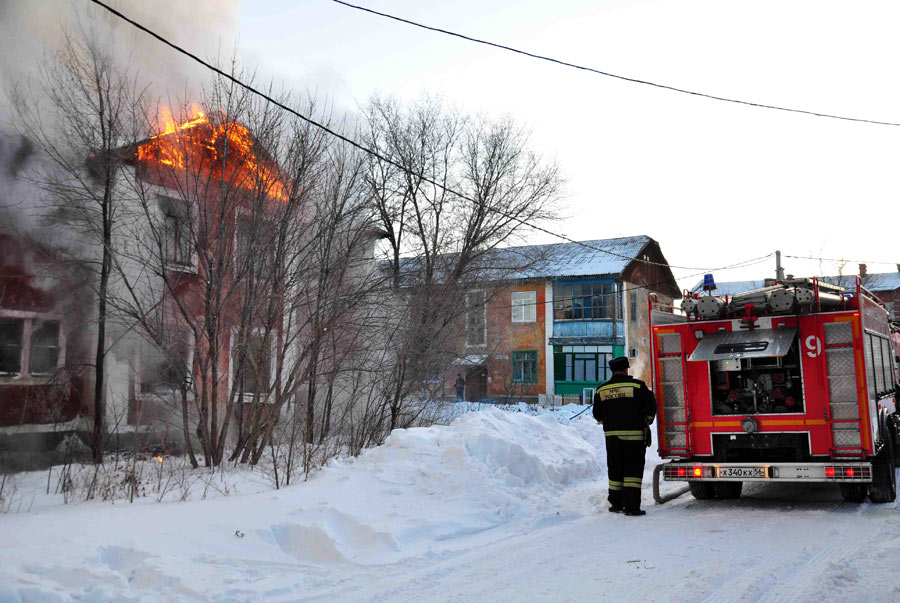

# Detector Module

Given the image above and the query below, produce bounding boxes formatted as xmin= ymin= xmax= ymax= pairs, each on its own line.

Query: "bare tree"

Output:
xmin=9 ymin=27 xmax=147 ymax=462
xmin=362 ymin=94 xmax=562 ymax=434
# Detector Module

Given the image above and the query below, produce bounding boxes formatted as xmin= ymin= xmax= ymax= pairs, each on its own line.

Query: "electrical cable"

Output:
xmin=329 ymin=0 xmax=900 ymax=128
xmin=784 ymin=254 xmax=899 ymax=267
xmin=88 ymin=0 xmax=769 ymax=274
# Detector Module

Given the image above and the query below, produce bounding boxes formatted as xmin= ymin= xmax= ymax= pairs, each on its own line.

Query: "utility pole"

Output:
xmin=775 ymin=250 xmax=785 ymax=282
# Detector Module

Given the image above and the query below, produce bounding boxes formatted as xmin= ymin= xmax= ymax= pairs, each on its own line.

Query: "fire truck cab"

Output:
xmin=651 ymin=276 xmax=900 ymax=503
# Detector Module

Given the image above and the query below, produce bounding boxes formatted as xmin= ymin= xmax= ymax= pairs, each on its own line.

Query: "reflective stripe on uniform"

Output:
xmin=608 ymin=479 xmax=623 ymax=491
xmin=596 ymin=382 xmax=641 ymax=391
xmin=604 ymin=430 xmax=645 ymax=437
xmin=623 ymin=477 xmax=642 ymax=488
xmin=596 ymin=382 xmax=640 ymax=402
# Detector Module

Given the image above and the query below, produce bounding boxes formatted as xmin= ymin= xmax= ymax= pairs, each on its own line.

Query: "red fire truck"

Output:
xmin=651 ymin=276 xmax=900 ymax=503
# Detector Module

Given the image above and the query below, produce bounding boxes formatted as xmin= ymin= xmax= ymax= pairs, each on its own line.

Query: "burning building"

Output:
xmin=1 ymin=107 xmax=294 ymax=462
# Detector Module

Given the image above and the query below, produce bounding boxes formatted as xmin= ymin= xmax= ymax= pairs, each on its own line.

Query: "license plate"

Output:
xmin=716 ymin=466 xmax=766 ymax=478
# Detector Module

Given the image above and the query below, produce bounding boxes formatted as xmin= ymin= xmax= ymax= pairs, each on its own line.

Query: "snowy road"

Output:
xmin=271 ymin=478 xmax=900 ymax=602
xmin=325 ymin=482 xmax=900 ymax=603
xmin=2 ymin=409 xmax=900 ymax=602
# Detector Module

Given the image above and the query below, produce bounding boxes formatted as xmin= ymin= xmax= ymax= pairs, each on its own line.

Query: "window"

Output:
xmin=0 ymin=317 xmax=62 ymax=377
xmin=511 ymin=291 xmax=537 ymax=323
xmin=235 ymin=215 xmax=275 ymax=279
xmin=630 ymin=292 xmax=637 ymax=323
xmin=553 ymin=281 xmax=619 ymax=320
xmin=0 ymin=320 xmax=23 ymax=375
xmin=512 ymin=351 xmax=538 ymax=383
xmin=29 ymin=321 xmax=60 ymax=375
xmin=140 ymin=333 xmax=190 ymax=395
xmin=556 ymin=348 xmax=611 ymax=383
xmin=232 ymin=331 xmax=272 ymax=397
xmin=465 ymin=290 xmax=486 ymax=347
xmin=160 ymin=196 xmax=191 ymax=267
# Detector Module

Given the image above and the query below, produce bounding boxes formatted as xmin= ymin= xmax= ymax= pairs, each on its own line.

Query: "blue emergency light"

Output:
xmin=702 ymin=273 xmax=716 ymax=292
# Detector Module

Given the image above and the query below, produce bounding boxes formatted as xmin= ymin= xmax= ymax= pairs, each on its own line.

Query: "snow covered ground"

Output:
xmin=2 ymin=405 xmax=899 ymax=602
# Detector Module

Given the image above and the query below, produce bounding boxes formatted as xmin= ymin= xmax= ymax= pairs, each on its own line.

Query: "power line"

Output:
xmin=784 ymin=254 xmax=899 ymax=268
xmin=88 ymin=0 xmax=769 ymax=275
xmin=330 ymin=0 xmax=900 ymax=128
xmin=490 ymin=253 xmax=775 ymax=311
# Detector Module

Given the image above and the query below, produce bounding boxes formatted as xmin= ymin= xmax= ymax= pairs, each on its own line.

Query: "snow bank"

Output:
xmin=0 ymin=408 xmax=609 ymax=600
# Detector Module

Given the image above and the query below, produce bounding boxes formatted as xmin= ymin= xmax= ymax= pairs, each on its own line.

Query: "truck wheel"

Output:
xmin=713 ymin=482 xmax=743 ymax=499
xmin=869 ymin=441 xmax=897 ymax=503
xmin=890 ymin=419 xmax=900 ymax=468
xmin=689 ymin=482 xmax=715 ymax=500
xmin=839 ymin=483 xmax=867 ymax=503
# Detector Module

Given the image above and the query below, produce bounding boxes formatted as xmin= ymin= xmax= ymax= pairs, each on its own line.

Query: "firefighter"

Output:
xmin=593 ymin=356 xmax=657 ymax=516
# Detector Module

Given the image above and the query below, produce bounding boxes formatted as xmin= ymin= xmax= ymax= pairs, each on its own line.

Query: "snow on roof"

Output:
xmin=390 ymin=235 xmax=654 ymax=284
xmin=691 ymin=272 xmax=900 ymax=295
xmin=479 ymin=234 xmax=652 ymax=280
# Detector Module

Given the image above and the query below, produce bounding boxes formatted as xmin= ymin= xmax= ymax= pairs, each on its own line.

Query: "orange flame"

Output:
xmin=156 ymin=455 xmax=163 ymax=463
xmin=137 ymin=107 xmax=288 ymax=201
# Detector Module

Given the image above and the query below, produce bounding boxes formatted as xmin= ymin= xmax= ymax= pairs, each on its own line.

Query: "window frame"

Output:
xmin=229 ymin=327 xmax=275 ymax=402
xmin=158 ymin=195 xmax=195 ymax=270
xmin=464 ymin=289 xmax=487 ymax=348
xmin=0 ymin=312 xmax=65 ymax=378
xmin=553 ymin=280 xmax=619 ymax=321
xmin=233 ymin=210 xmax=277 ymax=281
xmin=555 ymin=348 xmax=612 ymax=384
xmin=511 ymin=290 xmax=537 ymax=324
xmin=512 ymin=350 xmax=538 ymax=383
xmin=137 ymin=329 xmax=194 ymax=397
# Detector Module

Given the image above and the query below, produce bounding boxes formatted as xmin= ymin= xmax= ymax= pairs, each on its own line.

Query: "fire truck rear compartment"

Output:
xmin=692 ymin=328 xmax=806 ymax=416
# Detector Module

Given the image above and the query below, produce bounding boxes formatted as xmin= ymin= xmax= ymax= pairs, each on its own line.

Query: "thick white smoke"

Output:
xmin=0 ymin=0 xmax=241 ymax=116
xmin=0 ymin=0 xmax=242 ymax=231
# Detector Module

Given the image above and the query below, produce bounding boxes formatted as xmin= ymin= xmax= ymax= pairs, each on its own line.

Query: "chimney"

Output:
xmin=859 ymin=263 xmax=867 ymax=277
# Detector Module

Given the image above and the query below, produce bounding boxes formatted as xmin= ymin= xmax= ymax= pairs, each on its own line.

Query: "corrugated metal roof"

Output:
xmin=485 ymin=235 xmax=652 ymax=280
xmin=691 ymin=273 xmax=900 ymax=295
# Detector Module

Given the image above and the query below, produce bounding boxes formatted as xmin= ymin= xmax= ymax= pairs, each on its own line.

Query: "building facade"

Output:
xmin=451 ymin=235 xmax=678 ymax=403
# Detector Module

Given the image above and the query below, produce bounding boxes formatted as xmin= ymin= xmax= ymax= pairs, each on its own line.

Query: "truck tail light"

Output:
xmin=677 ymin=467 xmax=686 ymax=477
xmin=824 ymin=465 xmax=870 ymax=480
xmin=693 ymin=466 xmax=703 ymax=477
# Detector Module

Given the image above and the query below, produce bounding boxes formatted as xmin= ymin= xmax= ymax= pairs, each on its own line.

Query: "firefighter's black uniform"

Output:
xmin=593 ymin=362 xmax=657 ymax=515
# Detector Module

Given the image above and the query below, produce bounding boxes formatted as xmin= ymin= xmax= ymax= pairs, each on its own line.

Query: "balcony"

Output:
xmin=550 ymin=320 xmax=625 ymax=345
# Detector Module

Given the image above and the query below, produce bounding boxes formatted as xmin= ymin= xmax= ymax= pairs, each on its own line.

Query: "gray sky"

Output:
xmin=236 ymin=0 xmax=899 ymax=290
xmin=4 ymin=0 xmax=898 ymax=290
